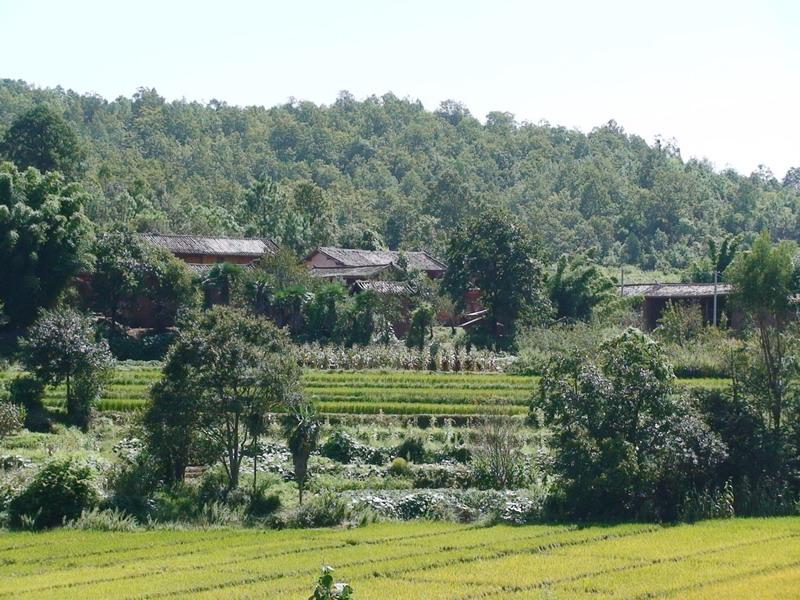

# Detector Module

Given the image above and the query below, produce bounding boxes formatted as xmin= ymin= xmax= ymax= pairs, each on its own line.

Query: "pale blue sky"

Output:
xmin=1 ymin=0 xmax=798 ymax=176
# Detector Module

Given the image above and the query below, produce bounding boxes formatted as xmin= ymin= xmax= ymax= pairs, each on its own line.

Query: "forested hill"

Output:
xmin=2 ymin=78 xmax=799 ymax=270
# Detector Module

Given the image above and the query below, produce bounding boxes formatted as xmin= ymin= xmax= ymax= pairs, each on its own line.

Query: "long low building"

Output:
xmin=306 ymin=246 xmax=447 ymax=285
xmin=139 ymin=234 xmax=278 ymax=273
xmin=621 ymin=282 xmax=733 ymax=329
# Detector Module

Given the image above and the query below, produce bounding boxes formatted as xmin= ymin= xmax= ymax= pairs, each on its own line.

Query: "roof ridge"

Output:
xmin=140 ymin=232 xmax=274 ymax=242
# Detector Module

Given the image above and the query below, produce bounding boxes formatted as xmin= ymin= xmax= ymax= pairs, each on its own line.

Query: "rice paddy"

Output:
xmin=1 ymin=364 xmax=729 ymax=416
xmin=0 ymin=517 xmax=796 ymax=599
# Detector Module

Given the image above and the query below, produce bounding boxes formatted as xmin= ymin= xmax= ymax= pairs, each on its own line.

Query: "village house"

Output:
xmin=139 ymin=233 xmax=278 ymax=273
xmin=621 ymin=282 xmax=733 ymax=330
xmin=305 ymin=247 xmax=446 ymax=287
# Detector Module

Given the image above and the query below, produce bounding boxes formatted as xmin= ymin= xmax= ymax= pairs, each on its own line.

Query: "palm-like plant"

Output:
xmin=284 ymin=400 xmax=321 ymax=505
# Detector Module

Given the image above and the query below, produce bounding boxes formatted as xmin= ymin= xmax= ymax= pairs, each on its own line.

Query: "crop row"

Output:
xmin=10 ymin=366 xmax=729 ymax=417
xmin=0 ymin=518 xmax=797 ymax=599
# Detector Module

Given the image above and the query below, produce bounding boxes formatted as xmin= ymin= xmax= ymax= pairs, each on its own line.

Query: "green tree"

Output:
xmin=684 ymin=235 xmax=740 ymax=283
xmin=726 ymin=232 xmax=799 ymax=432
xmin=546 ymin=250 xmax=615 ymax=321
xmin=0 ymin=162 xmax=92 ymax=329
xmin=145 ymin=307 xmax=300 ymax=489
xmin=20 ymin=308 xmax=113 ymax=430
xmin=0 ymin=105 xmax=86 ymax=179
xmin=406 ymin=303 xmax=434 ymax=350
xmin=443 ymin=212 xmax=549 ymax=349
xmin=535 ymin=328 xmax=726 ymax=519
xmin=90 ymin=232 xmax=143 ymax=331
xmin=90 ymin=232 xmax=199 ymax=329
xmin=202 ymin=262 xmax=244 ymax=307
xmin=304 ymin=283 xmax=348 ymax=344
xmin=283 ymin=401 xmax=320 ymax=505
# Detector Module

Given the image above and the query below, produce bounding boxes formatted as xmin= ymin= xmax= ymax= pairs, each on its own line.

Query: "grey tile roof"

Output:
xmin=621 ymin=283 xmax=732 ymax=298
xmin=314 ymin=247 xmax=446 ymax=272
xmin=310 ymin=265 xmax=393 ymax=279
xmin=185 ymin=263 xmax=258 ymax=275
xmin=140 ymin=234 xmax=278 ymax=257
xmin=353 ymin=280 xmax=415 ymax=294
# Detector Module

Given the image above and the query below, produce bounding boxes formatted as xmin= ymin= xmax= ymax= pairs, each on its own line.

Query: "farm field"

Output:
xmin=0 ymin=518 xmax=797 ymax=599
xmin=0 ymin=364 xmax=728 ymax=416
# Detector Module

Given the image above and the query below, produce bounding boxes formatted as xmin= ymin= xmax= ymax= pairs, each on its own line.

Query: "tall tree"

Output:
xmin=283 ymin=400 xmax=320 ymax=505
xmin=145 ymin=307 xmax=300 ymax=489
xmin=443 ymin=212 xmax=549 ymax=349
xmin=726 ymin=232 xmax=799 ymax=432
xmin=20 ymin=308 xmax=113 ymax=430
xmin=547 ymin=250 xmax=615 ymax=321
xmin=0 ymin=105 xmax=85 ymax=179
xmin=0 ymin=162 xmax=92 ymax=329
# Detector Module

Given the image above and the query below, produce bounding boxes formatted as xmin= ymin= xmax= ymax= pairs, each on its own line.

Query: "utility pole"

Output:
xmin=712 ymin=269 xmax=718 ymax=327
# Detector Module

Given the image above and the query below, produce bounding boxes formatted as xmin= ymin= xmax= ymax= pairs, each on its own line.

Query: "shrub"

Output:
xmin=66 ymin=507 xmax=138 ymax=531
xmin=8 ymin=375 xmax=50 ymax=432
xmin=107 ymin=453 xmax=162 ymax=519
xmin=678 ymin=481 xmax=736 ymax=522
xmin=656 ymin=301 xmax=705 ymax=345
xmin=246 ymin=486 xmax=282 ymax=519
xmin=412 ymin=462 xmax=475 ymax=489
xmin=107 ymin=330 xmax=176 ymax=361
xmin=394 ymin=435 xmax=427 ymax=463
xmin=388 ymin=457 xmax=412 ymax=477
xmin=149 ymin=484 xmax=201 ymax=523
xmin=290 ymin=492 xmax=349 ymax=527
xmin=0 ymin=400 xmax=25 ymax=439
xmin=320 ymin=430 xmax=387 ymax=465
xmin=8 ymin=459 xmax=99 ymax=529
xmin=471 ymin=418 xmax=528 ymax=490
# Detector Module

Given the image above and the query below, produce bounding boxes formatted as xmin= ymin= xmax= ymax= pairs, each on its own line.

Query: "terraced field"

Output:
xmin=0 ymin=518 xmax=797 ymax=599
xmin=1 ymin=365 xmax=728 ymax=417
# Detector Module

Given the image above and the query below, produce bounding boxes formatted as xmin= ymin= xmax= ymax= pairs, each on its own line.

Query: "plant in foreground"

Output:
xmin=310 ymin=566 xmax=353 ymax=600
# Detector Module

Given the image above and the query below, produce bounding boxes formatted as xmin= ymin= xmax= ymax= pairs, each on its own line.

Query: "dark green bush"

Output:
xmin=320 ymin=430 xmax=387 ymax=465
xmin=107 ymin=330 xmax=176 ymax=361
xmin=149 ymin=484 xmax=201 ymax=522
xmin=246 ymin=486 xmax=282 ymax=519
xmin=394 ymin=435 xmax=427 ymax=463
xmin=8 ymin=459 xmax=98 ymax=529
xmin=107 ymin=455 xmax=162 ymax=519
xmin=8 ymin=375 xmax=50 ymax=432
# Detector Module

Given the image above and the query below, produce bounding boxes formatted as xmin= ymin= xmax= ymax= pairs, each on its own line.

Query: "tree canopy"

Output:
xmin=0 ymin=162 xmax=92 ymax=329
xmin=0 ymin=105 xmax=85 ymax=179
xmin=1 ymin=80 xmax=799 ymax=269
xmin=443 ymin=212 xmax=549 ymax=349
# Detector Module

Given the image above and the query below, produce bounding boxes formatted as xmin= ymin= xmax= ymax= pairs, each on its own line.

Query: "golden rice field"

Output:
xmin=0 ymin=518 xmax=798 ymax=599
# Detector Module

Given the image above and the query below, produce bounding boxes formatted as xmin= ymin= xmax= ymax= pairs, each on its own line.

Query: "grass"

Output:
xmin=2 ymin=364 xmax=730 ymax=417
xmin=0 ymin=518 xmax=797 ymax=598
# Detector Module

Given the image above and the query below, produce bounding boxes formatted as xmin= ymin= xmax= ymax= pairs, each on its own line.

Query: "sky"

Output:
xmin=1 ymin=0 xmax=798 ymax=177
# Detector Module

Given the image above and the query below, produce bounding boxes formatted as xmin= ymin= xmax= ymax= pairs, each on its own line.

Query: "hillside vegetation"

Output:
xmin=2 ymin=79 xmax=799 ymax=268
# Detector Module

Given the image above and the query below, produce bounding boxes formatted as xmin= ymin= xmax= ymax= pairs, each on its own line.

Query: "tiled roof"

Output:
xmin=353 ymin=280 xmax=415 ymax=294
xmin=314 ymin=247 xmax=446 ymax=272
xmin=140 ymin=234 xmax=278 ymax=257
xmin=621 ymin=283 xmax=732 ymax=298
xmin=185 ymin=263 xmax=258 ymax=275
xmin=310 ymin=265 xmax=393 ymax=279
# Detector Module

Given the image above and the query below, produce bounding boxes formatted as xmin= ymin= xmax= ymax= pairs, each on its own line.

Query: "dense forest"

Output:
xmin=1 ymin=78 xmax=799 ymax=269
